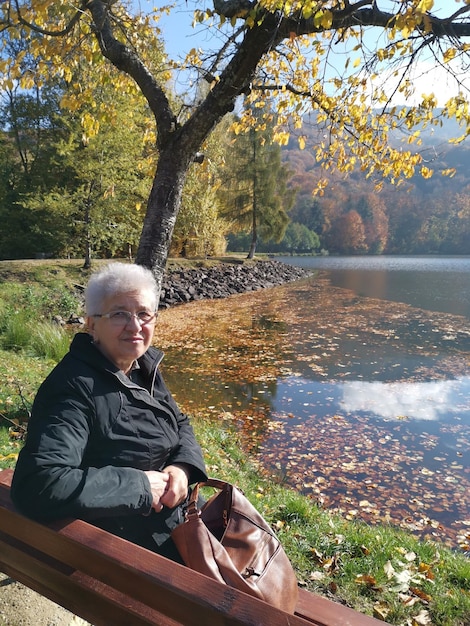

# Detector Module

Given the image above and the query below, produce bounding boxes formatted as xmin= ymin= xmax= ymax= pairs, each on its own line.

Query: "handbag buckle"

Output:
xmin=184 ymin=500 xmax=201 ymax=520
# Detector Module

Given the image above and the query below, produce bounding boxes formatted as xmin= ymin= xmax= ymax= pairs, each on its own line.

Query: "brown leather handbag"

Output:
xmin=171 ymin=478 xmax=299 ymax=613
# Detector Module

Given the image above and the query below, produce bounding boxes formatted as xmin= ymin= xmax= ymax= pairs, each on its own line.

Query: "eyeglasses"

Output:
xmin=93 ymin=310 xmax=157 ymax=327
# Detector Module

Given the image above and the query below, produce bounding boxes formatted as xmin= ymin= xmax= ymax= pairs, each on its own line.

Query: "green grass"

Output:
xmin=0 ymin=260 xmax=469 ymax=625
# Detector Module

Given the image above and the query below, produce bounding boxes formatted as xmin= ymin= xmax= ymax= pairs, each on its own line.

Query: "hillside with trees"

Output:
xmin=279 ymin=115 xmax=470 ymax=255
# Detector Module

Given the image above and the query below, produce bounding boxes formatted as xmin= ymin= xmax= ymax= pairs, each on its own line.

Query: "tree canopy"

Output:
xmin=2 ymin=1 xmax=470 ymax=296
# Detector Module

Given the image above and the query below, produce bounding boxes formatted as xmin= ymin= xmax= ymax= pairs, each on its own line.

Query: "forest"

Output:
xmin=2 ymin=67 xmax=470 ymax=261
xmin=0 ymin=62 xmax=299 ymax=263
xmin=2 ymin=4 xmax=470 ymax=262
xmin=229 ymin=110 xmax=470 ymax=256
xmin=278 ymin=114 xmax=470 ymax=256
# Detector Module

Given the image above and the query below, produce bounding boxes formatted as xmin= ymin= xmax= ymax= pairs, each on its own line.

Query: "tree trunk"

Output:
xmin=247 ymin=131 xmax=258 ymax=260
xmin=247 ymin=237 xmax=257 ymax=259
xmin=247 ymin=188 xmax=258 ymax=259
xmin=82 ymin=191 xmax=92 ymax=270
xmin=88 ymin=1 xmax=282 ymax=286
xmin=135 ymin=143 xmax=190 ymax=294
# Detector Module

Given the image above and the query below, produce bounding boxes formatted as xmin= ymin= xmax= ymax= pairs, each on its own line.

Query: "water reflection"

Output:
xmin=157 ymin=273 xmax=470 ymax=549
xmin=277 ymin=255 xmax=470 ymax=318
xmin=340 ymin=377 xmax=470 ymax=421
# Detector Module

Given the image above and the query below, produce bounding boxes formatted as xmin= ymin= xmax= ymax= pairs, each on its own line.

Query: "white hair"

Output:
xmin=85 ymin=263 xmax=158 ymax=316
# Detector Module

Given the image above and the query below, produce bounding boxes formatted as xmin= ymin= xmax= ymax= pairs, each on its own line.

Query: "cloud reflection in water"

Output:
xmin=339 ymin=377 xmax=470 ymax=421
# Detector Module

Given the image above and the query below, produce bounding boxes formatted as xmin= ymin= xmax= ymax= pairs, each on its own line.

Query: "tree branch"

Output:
xmin=212 ymin=0 xmax=255 ymax=19
xmin=212 ymin=0 xmax=470 ymax=39
xmin=9 ymin=0 xmax=82 ymax=36
xmin=85 ymin=0 xmax=175 ymax=146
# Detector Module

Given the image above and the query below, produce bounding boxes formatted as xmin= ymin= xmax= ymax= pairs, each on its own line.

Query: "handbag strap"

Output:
xmin=185 ymin=478 xmax=232 ymax=520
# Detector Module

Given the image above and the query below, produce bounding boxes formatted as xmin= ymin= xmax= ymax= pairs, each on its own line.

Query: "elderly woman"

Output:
xmin=11 ymin=262 xmax=207 ymax=562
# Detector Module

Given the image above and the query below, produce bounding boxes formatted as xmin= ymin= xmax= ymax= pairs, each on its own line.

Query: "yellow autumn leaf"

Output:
xmin=313 ymin=10 xmax=324 ymax=28
xmin=19 ymin=74 xmax=35 ymax=90
xmin=0 ymin=453 xmax=18 ymax=462
xmin=416 ymin=0 xmax=434 ymax=12
xmin=373 ymin=603 xmax=390 ymax=620
xmin=320 ymin=10 xmax=333 ymax=29
xmin=274 ymin=131 xmax=290 ymax=146
xmin=81 ymin=112 xmax=100 ymax=139
xmin=442 ymin=168 xmax=456 ymax=177
xmin=443 ymin=48 xmax=457 ymax=63
xmin=298 ymin=135 xmax=306 ymax=150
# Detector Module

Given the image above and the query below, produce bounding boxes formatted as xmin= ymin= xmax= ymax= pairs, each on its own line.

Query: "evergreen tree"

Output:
xmin=220 ymin=109 xmax=295 ymax=258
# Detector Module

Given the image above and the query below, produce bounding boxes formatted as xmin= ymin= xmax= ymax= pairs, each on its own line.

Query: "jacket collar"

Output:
xmin=69 ymin=332 xmax=164 ymax=376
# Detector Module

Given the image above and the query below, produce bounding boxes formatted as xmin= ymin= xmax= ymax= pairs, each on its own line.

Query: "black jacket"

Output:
xmin=11 ymin=332 xmax=207 ymax=559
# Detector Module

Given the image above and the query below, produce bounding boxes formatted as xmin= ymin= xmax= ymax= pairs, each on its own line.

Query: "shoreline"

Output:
xmin=159 ymin=259 xmax=311 ymax=308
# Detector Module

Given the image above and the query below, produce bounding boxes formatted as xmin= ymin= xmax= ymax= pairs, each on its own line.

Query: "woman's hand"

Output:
xmin=160 ymin=464 xmax=190 ymax=509
xmin=144 ymin=470 xmax=170 ymax=513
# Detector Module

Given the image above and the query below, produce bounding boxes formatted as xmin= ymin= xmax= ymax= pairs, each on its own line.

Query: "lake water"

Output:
xmin=159 ymin=256 xmax=470 ymax=551
xmin=276 ymin=255 xmax=470 ymax=319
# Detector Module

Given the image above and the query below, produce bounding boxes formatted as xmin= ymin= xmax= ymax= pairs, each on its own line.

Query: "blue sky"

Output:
xmin=135 ymin=1 xmax=470 ymax=105
xmin=146 ymin=0 xmax=458 ymax=59
xmin=133 ymin=1 xmax=206 ymax=60
xmin=157 ymin=4 xmax=200 ymax=59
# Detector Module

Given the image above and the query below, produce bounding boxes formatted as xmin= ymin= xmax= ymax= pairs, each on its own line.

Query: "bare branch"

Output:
xmin=446 ymin=4 xmax=470 ymax=24
xmin=205 ymin=24 xmax=246 ymax=80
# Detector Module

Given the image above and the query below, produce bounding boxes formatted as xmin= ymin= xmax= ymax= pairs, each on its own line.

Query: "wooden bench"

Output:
xmin=0 ymin=469 xmax=382 ymax=626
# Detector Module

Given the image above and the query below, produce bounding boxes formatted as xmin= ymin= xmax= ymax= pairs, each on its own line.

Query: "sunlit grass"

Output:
xmin=28 ymin=322 xmax=71 ymax=361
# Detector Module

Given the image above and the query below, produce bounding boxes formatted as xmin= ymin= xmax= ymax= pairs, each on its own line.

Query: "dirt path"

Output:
xmin=0 ymin=573 xmax=90 ymax=626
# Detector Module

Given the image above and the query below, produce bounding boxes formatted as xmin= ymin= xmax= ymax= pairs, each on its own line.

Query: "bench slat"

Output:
xmin=0 ymin=535 xmax=181 ymax=626
xmin=296 ymin=589 xmax=382 ymax=626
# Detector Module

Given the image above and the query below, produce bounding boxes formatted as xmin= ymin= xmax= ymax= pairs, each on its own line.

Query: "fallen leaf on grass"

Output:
xmin=355 ymin=574 xmax=383 ymax=591
xmin=409 ymin=609 xmax=432 ymax=625
xmin=410 ymin=587 xmax=432 ymax=603
xmin=373 ymin=602 xmax=390 ymax=620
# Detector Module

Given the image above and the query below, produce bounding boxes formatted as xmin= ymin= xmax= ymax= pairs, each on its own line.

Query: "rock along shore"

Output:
xmin=158 ymin=259 xmax=311 ymax=309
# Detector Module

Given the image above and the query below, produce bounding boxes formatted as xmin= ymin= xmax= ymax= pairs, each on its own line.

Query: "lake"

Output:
xmin=156 ymin=256 xmax=470 ymax=551
xmin=276 ymin=255 xmax=470 ymax=319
